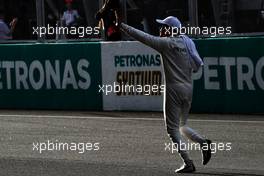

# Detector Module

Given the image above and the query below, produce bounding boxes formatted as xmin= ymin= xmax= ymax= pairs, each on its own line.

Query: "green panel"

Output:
xmin=192 ymin=37 xmax=264 ymax=113
xmin=0 ymin=42 xmax=102 ymax=110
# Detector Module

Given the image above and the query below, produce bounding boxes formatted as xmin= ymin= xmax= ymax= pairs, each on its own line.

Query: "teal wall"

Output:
xmin=192 ymin=37 xmax=264 ymax=113
xmin=0 ymin=37 xmax=263 ymax=113
xmin=0 ymin=43 xmax=102 ymax=110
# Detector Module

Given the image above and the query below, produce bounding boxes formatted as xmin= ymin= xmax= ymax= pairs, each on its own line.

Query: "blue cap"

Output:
xmin=156 ymin=16 xmax=182 ymax=28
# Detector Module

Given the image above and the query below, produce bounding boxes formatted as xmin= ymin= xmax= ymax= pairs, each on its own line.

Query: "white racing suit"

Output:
xmin=121 ymin=23 xmax=206 ymax=163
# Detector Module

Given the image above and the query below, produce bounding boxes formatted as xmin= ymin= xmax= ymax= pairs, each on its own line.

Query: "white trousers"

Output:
xmin=164 ymin=83 xmax=206 ymax=163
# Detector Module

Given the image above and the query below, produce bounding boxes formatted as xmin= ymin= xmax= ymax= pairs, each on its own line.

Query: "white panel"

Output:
xmin=101 ymin=41 xmax=164 ymax=111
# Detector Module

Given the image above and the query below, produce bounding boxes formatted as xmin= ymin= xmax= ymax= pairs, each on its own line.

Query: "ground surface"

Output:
xmin=0 ymin=110 xmax=263 ymax=176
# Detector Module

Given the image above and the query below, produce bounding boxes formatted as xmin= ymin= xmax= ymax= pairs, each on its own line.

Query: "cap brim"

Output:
xmin=156 ymin=19 xmax=167 ymax=25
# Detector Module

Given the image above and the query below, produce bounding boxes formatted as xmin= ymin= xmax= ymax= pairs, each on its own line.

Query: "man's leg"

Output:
xmin=179 ymin=97 xmax=212 ymax=165
xmin=164 ymin=87 xmax=196 ymax=173
xmin=164 ymin=87 xmax=191 ymax=163
xmin=179 ymin=92 xmax=206 ymax=145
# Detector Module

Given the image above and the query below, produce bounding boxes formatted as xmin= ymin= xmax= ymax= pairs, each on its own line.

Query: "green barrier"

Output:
xmin=0 ymin=37 xmax=263 ymax=113
xmin=192 ymin=37 xmax=264 ymax=113
xmin=0 ymin=42 xmax=102 ymax=110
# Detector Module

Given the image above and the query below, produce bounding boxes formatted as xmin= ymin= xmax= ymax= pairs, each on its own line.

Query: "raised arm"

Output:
xmin=120 ymin=23 xmax=168 ymax=52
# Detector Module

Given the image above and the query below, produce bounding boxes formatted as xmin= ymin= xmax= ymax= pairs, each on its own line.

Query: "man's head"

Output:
xmin=156 ymin=16 xmax=182 ymax=37
xmin=261 ymin=10 xmax=264 ymax=19
xmin=65 ymin=0 xmax=73 ymax=10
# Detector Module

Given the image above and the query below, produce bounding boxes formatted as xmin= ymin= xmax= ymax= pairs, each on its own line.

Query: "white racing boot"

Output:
xmin=175 ymin=160 xmax=196 ymax=173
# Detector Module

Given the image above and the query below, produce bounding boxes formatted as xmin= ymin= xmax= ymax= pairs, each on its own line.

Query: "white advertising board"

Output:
xmin=101 ymin=41 xmax=164 ymax=111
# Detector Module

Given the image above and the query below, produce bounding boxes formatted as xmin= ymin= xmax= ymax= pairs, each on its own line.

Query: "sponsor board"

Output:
xmin=0 ymin=43 xmax=102 ymax=110
xmin=101 ymin=42 xmax=164 ymax=111
xmin=192 ymin=37 xmax=264 ymax=113
xmin=0 ymin=37 xmax=263 ymax=113
xmin=101 ymin=37 xmax=264 ymax=113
